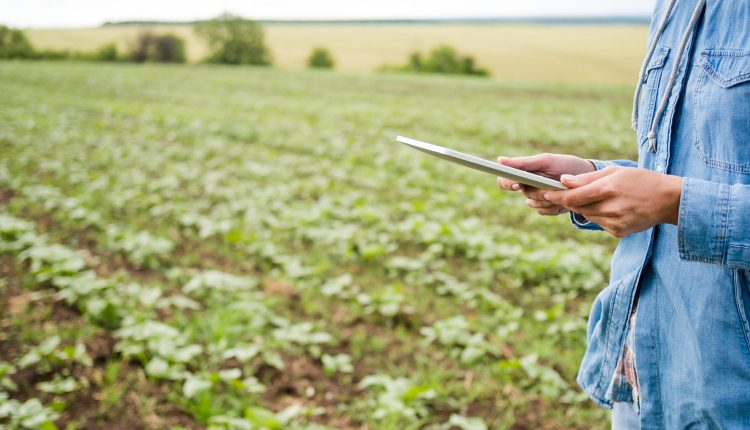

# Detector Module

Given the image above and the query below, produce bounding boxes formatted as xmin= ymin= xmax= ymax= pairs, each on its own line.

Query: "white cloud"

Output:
xmin=2 ymin=0 xmax=657 ymax=28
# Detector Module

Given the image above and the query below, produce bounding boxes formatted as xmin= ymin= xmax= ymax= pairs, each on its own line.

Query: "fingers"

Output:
xmin=497 ymin=154 xmax=558 ymax=195
xmin=497 ymin=176 xmax=523 ymax=192
xmin=559 ymin=167 xmax=617 ymax=189
xmin=498 ymin=154 xmax=551 ymax=172
xmin=567 ymin=199 xmax=619 ymax=219
xmin=495 ymin=157 xmax=569 ymax=218
xmin=496 ymin=176 xmax=566 ymax=216
xmin=525 ymin=198 xmax=567 ymax=217
xmin=582 ymin=214 xmax=630 ymax=238
xmin=546 ymin=185 xmax=609 ymax=208
xmin=534 ymin=206 xmax=569 ymax=216
xmin=522 ymin=186 xmax=546 ymax=200
xmin=545 ymin=168 xmax=619 ymax=208
xmin=526 ymin=198 xmax=557 ymax=209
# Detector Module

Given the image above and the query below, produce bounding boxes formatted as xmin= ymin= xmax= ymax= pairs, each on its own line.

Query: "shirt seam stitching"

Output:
xmin=719 ymin=184 xmax=731 ymax=265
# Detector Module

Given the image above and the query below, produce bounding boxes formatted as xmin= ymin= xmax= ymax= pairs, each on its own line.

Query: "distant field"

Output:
xmin=26 ymin=24 xmax=648 ymax=84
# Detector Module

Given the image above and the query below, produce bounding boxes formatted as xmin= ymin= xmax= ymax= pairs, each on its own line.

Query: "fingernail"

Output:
xmin=512 ymin=184 xmax=521 ymax=191
xmin=543 ymin=193 xmax=550 ymax=200
xmin=561 ymin=174 xmax=576 ymax=182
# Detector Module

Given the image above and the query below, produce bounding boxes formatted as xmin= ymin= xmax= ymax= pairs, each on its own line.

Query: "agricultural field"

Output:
xmin=0 ymin=61 xmax=636 ymax=429
xmin=25 ymin=24 xmax=648 ymax=84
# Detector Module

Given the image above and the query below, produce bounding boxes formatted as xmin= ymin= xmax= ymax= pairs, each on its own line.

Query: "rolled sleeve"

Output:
xmin=569 ymin=159 xmax=637 ymax=231
xmin=678 ymin=177 xmax=750 ymax=270
xmin=590 ymin=159 xmax=638 ymax=171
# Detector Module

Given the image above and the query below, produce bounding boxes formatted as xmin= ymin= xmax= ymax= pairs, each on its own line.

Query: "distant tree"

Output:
xmin=129 ymin=32 xmax=155 ymax=62
xmin=408 ymin=52 xmax=423 ymax=71
xmin=307 ymin=47 xmax=334 ymax=69
xmin=128 ymin=32 xmax=186 ymax=63
xmin=90 ymin=43 xmax=119 ymax=62
xmin=459 ymin=56 xmax=481 ymax=76
xmin=195 ymin=16 xmax=271 ymax=65
xmin=382 ymin=44 xmax=489 ymax=77
xmin=0 ymin=26 xmax=126 ymax=62
xmin=152 ymin=34 xmax=185 ymax=62
xmin=0 ymin=25 xmax=34 ymax=59
xmin=423 ymin=45 xmax=461 ymax=74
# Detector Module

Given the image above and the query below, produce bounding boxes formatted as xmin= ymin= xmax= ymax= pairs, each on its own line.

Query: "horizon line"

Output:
xmin=13 ymin=15 xmax=652 ymax=30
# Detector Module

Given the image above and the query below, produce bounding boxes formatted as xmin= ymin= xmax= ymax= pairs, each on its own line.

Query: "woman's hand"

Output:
xmin=496 ymin=153 xmax=596 ymax=216
xmin=544 ymin=167 xmax=683 ymax=238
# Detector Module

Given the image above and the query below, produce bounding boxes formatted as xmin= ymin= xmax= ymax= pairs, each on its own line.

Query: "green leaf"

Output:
xmin=183 ymin=376 xmax=212 ymax=398
xmin=244 ymin=406 xmax=280 ymax=429
xmin=39 ymin=421 xmax=59 ymax=430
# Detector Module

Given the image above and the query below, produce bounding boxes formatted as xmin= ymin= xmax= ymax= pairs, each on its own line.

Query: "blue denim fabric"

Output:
xmin=612 ymin=402 xmax=640 ymax=430
xmin=571 ymin=1 xmax=750 ymax=428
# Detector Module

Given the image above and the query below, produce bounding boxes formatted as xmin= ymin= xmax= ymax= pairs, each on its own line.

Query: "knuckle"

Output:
xmin=608 ymin=221 xmax=628 ymax=237
xmin=604 ymin=225 xmax=624 ymax=238
xmin=601 ymin=181 xmax=616 ymax=196
xmin=525 ymin=190 xmax=542 ymax=200
xmin=601 ymin=206 xmax=616 ymax=217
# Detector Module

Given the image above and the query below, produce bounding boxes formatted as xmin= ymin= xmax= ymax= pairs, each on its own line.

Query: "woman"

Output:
xmin=497 ymin=0 xmax=750 ymax=428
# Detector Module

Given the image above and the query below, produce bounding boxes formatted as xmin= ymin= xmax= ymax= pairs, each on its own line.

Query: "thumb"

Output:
xmin=560 ymin=168 xmax=615 ymax=188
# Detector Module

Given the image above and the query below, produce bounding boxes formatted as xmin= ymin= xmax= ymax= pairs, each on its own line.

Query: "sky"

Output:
xmin=2 ymin=0 xmax=657 ymax=28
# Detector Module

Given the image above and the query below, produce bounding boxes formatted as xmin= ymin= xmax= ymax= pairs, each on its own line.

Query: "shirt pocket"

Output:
xmin=693 ymin=49 xmax=750 ymax=173
xmin=637 ymin=45 xmax=670 ymax=146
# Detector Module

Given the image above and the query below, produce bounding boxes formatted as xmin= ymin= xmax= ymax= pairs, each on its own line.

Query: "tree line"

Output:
xmin=1 ymin=16 xmax=488 ymax=76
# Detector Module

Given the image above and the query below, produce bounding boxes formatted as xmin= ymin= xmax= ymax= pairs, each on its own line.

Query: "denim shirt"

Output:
xmin=572 ymin=1 xmax=750 ymax=428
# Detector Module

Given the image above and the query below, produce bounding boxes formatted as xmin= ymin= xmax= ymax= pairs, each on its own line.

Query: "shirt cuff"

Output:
xmin=569 ymin=212 xmax=603 ymax=231
xmin=589 ymin=159 xmax=613 ymax=171
xmin=588 ymin=159 xmax=637 ymax=171
xmin=677 ymin=177 xmax=730 ymax=265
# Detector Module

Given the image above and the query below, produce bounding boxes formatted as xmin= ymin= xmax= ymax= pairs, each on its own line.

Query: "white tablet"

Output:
xmin=396 ymin=136 xmax=566 ymax=190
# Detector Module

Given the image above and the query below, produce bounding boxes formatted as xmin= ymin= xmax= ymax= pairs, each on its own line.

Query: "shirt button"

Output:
xmin=655 ymin=165 xmax=665 ymax=174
